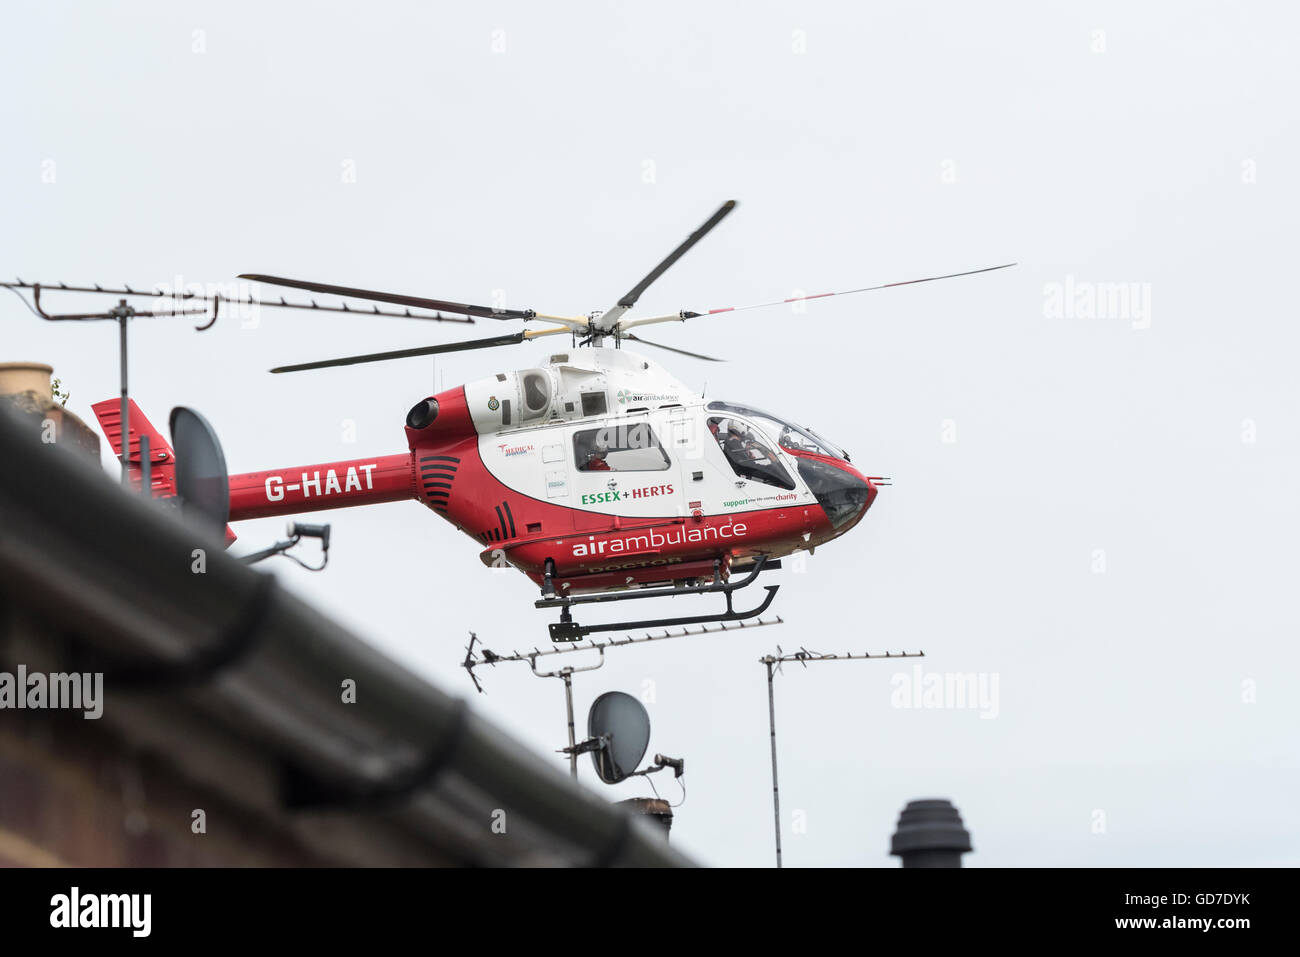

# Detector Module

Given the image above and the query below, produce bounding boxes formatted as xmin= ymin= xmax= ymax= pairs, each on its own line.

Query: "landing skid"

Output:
xmin=536 ymin=556 xmax=781 ymax=642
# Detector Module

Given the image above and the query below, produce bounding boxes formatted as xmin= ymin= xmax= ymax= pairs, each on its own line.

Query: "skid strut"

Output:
xmin=536 ymin=556 xmax=781 ymax=642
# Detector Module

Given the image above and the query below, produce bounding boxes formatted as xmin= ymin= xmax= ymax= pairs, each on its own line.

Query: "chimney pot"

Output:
xmin=0 ymin=362 xmax=55 ymax=402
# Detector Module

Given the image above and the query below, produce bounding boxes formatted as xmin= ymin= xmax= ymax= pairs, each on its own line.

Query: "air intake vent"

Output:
xmin=418 ymin=454 xmax=458 ymax=515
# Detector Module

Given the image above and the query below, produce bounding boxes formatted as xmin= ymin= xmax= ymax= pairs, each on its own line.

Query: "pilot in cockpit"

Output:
xmin=722 ymin=421 xmax=769 ymax=464
xmin=722 ymin=423 xmax=748 ymax=459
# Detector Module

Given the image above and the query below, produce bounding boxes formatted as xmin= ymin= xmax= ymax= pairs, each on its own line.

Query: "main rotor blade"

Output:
xmin=698 ymin=263 xmax=1017 ymax=318
xmin=595 ymin=200 xmax=737 ymax=332
xmin=618 ymin=263 xmax=1017 ymax=332
xmin=240 ymin=274 xmax=535 ymax=321
xmin=270 ymin=331 xmax=527 ymax=373
xmin=621 ymin=333 xmax=723 ymax=362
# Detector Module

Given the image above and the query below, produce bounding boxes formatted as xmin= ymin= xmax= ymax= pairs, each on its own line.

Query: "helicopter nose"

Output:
xmin=794 ymin=458 xmax=875 ymax=532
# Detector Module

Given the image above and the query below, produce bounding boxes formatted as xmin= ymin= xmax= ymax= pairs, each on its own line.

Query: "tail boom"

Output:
xmin=229 ymin=453 xmax=416 ymax=521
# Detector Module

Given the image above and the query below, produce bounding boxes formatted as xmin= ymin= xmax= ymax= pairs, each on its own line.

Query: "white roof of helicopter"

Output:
xmin=541 ymin=346 xmax=696 ymax=405
xmin=463 ymin=345 xmax=700 ymax=438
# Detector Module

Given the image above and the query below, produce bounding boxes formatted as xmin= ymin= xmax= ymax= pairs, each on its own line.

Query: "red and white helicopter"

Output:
xmin=55 ymin=201 xmax=1011 ymax=640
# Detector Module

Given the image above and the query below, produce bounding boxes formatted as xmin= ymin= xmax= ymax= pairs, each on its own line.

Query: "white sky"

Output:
xmin=3 ymin=1 xmax=1297 ymax=866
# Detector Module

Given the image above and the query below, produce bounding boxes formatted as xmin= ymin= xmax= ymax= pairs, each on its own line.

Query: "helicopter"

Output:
xmin=15 ymin=200 xmax=1013 ymax=640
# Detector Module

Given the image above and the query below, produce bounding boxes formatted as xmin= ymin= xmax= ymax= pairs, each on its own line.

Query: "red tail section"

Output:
xmin=92 ymin=397 xmax=416 ymax=546
xmin=91 ymin=398 xmax=237 ymax=544
xmin=90 ymin=398 xmax=178 ymax=499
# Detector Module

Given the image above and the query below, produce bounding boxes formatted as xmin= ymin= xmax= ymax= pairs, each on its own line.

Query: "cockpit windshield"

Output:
xmin=706 ymin=401 xmax=848 ymax=461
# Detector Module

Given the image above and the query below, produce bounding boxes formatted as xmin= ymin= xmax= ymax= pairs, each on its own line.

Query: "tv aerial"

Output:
xmin=2 ymin=278 xmax=467 ymax=483
xmin=759 ymin=645 xmax=927 ymax=869
xmin=461 ymin=617 xmax=781 ymax=778
xmin=460 ymin=616 xmax=783 ymax=694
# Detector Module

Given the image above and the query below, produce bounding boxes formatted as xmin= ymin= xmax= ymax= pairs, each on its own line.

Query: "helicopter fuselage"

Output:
xmin=226 ymin=348 xmax=877 ymax=594
xmin=63 ymin=199 xmax=1015 ymax=610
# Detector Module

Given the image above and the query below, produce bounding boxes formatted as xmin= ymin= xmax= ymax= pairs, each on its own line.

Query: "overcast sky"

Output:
xmin=3 ymin=1 xmax=1297 ymax=866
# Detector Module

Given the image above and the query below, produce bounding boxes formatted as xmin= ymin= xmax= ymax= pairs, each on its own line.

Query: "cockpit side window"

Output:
xmin=708 ymin=417 xmax=795 ymax=490
xmin=706 ymin=400 xmax=844 ymax=460
xmin=574 ymin=422 xmax=671 ymax=472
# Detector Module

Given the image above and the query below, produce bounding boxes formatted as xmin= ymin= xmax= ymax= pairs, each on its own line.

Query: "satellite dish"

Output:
xmin=587 ymin=691 xmax=651 ymax=784
xmin=169 ymin=406 xmax=229 ymax=535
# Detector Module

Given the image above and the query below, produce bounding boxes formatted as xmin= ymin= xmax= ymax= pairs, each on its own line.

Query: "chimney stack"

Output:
xmin=617 ymin=797 xmax=673 ymax=838
xmin=0 ymin=361 xmax=100 ymax=459
xmin=890 ymin=798 xmax=973 ymax=868
xmin=0 ymin=361 xmax=55 ymax=402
